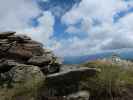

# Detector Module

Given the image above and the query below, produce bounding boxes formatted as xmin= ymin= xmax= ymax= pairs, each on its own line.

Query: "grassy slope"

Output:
xmin=80 ymin=60 xmax=133 ymax=100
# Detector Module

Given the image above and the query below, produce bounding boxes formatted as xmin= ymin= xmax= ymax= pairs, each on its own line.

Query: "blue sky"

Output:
xmin=0 ymin=0 xmax=133 ymax=57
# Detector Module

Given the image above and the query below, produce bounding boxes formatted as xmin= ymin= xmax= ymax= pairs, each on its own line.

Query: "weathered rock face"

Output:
xmin=45 ymin=66 xmax=100 ymax=97
xmin=0 ymin=32 xmax=61 ymax=74
xmin=0 ymin=31 xmax=61 ymax=100
xmin=0 ymin=32 xmax=100 ymax=100
xmin=0 ymin=64 xmax=45 ymax=100
xmin=2 ymin=37 xmax=43 ymax=60
xmin=0 ymin=64 xmax=45 ymax=87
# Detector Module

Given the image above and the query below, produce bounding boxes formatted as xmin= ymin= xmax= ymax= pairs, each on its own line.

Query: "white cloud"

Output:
xmin=0 ymin=0 xmax=55 ymax=47
xmin=0 ymin=0 xmax=133 ymax=57
xmin=62 ymin=0 xmax=127 ymax=25
xmin=0 ymin=0 xmax=41 ymax=31
xmin=56 ymin=0 xmax=133 ymax=57
xmin=17 ymin=11 xmax=55 ymax=45
xmin=41 ymin=0 xmax=48 ymax=2
xmin=65 ymin=26 xmax=81 ymax=34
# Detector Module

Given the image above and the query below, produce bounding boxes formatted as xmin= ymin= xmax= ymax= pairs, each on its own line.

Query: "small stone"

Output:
xmin=28 ymin=55 xmax=52 ymax=66
xmin=8 ymin=34 xmax=31 ymax=42
xmin=66 ymin=91 xmax=90 ymax=100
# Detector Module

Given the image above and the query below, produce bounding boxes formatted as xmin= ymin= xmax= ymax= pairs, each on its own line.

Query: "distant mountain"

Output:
xmin=63 ymin=50 xmax=133 ymax=64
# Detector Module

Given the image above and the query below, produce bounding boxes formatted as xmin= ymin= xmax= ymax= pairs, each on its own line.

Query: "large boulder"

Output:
xmin=9 ymin=64 xmax=45 ymax=88
xmin=0 ymin=34 xmax=44 ymax=60
xmin=46 ymin=67 xmax=99 ymax=85
xmin=8 ymin=42 xmax=44 ymax=60
xmin=28 ymin=54 xmax=61 ymax=74
xmin=0 ymin=63 xmax=45 ymax=100
xmin=28 ymin=55 xmax=53 ymax=66
xmin=45 ymin=66 xmax=100 ymax=96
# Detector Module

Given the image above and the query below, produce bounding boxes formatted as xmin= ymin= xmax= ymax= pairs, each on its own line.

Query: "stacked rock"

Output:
xmin=0 ymin=31 xmax=100 ymax=100
xmin=0 ymin=31 xmax=61 ymax=74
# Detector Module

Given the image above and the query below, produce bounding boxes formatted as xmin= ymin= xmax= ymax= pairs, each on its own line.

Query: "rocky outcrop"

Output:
xmin=0 ymin=31 xmax=61 ymax=74
xmin=0 ymin=31 xmax=62 ymax=100
xmin=0 ymin=32 xmax=100 ymax=100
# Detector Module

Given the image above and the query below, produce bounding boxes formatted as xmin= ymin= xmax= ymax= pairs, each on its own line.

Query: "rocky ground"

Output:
xmin=0 ymin=32 xmax=99 ymax=100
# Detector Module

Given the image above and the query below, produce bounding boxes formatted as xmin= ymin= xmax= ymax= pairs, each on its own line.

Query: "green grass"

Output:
xmin=0 ymin=75 xmax=45 ymax=100
xmin=80 ymin=60 xmax=133 ymax=100
xmin=0 ymin=65 xmax=45 ymax=100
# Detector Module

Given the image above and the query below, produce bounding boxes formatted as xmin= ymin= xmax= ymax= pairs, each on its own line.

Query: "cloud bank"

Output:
xmin=0 ymin=0 xmax=133 ymax=57
xmin=0 ymin=0 xmax=55 ymax=46
xmin=55 ymin=0 xmax=133 ymax=57
xmin=0 ymin=0 xmax=41 ymax=30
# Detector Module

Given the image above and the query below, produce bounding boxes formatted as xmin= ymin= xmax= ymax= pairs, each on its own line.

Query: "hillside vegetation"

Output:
xmin=80 ymin=60 xmax=133 ymax=100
